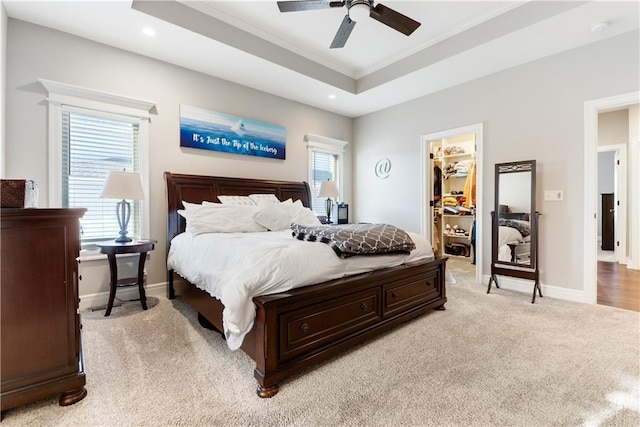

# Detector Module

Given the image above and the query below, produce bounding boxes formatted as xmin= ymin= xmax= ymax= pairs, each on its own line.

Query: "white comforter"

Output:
xmin=498 ymin=226 xmax=526 ymax=261
xmin=167 ymin=230 xmax=434 ymax=350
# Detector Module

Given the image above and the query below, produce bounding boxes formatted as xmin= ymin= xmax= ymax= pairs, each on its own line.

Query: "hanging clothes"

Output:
xmin=432 ymin=217 xmax=440 ymax=256
xmin=433 ymin=165 xmax=442 ymax=201
xmin=463 ymin=159 xmax=476 ymax=208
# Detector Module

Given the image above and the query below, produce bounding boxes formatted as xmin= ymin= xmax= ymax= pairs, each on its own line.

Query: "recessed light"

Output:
xmin=328 ymin=94 xmax=337 ymax=100
xmin=590 ymin=22 xmax=609 ymax=33
xmin=142 ymin=27 xmax=156 ymax=37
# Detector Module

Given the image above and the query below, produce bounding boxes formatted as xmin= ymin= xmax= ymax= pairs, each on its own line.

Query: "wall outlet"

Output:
xmin=544 ymin=190 xmax=563 ymax=201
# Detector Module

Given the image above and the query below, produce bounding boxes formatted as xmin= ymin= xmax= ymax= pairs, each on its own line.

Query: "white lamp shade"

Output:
xmin=99 ymin=171 xmax=144 ymax=200
xmin=318 ymin=180 xmax=339 ymax=198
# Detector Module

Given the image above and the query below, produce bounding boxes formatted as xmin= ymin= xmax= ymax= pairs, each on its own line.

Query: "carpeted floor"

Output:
xmin=3 ymin=261 xmax=639 ymax=426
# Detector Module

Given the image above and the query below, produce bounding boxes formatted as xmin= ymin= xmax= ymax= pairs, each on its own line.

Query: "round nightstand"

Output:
xmin=96 ymin=239 xmax=156 ymax=316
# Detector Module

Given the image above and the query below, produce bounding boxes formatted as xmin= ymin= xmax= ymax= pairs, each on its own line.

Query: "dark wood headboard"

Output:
xmin=165 ymin=172 xmax=312 ymax=249
xmin=499 ymin=212 xmax=530 ymax=221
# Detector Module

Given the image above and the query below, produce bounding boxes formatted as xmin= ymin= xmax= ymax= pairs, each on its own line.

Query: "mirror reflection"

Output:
xmin=497 ymin=171 xmax=532 ymax=265
xmin=493 ymin=161 xmax=535 ymax=268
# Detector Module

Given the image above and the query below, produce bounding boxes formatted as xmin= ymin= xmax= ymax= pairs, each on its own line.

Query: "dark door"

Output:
xmin=601 ymin=193 xmax=615 ymax=251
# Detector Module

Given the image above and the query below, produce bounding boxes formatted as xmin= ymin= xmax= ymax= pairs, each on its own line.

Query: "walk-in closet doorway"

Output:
xmin=421 ymin=123 xmax=484 ymax=285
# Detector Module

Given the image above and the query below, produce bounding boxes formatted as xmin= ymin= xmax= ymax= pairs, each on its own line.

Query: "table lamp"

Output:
xmin=99 ymin=170 xmax=144 ymax=242
xmin=318 ymin=180 xmax=339 ymax=224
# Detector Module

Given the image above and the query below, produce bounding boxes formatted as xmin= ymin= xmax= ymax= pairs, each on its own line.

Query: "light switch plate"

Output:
xmin=544 ymin=190 xmax=563 ymax=201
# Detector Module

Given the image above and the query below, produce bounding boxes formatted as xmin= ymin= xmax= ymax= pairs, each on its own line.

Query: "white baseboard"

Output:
xmin=79 ymin=281 xmax=167 ymax=312
xmin=482 ymin=274 xmax=585 ymax=303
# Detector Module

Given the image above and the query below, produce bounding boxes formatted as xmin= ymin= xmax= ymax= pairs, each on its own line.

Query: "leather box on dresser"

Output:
xmin=1 ymin=208 xmax=87 ymax=411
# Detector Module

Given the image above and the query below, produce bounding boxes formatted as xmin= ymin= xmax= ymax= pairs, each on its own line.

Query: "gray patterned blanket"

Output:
xmin=291 ymin=223 xmax=416 ymax=258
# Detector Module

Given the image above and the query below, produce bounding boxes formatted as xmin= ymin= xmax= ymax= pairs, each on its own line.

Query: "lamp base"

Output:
xmin=325 ymin=198 xmax=333 ymax=224
xmin=115 ymin=199 xmax=132 ymax=243
xmin=115 ymin=234 xmax=132 ymax=243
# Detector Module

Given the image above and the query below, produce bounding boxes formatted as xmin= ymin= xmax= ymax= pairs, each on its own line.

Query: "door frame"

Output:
xmin=583 ymin=91 xmax=639 ymax=304
xmin=421 ymin=123 xmax=484 ymax=285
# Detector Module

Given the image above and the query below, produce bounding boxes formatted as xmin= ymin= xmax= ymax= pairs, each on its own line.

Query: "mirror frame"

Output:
xmin=489 ymin=160 xmax=542 ymax=303
xmin=492 ymin=160 xmax=537 ymax=269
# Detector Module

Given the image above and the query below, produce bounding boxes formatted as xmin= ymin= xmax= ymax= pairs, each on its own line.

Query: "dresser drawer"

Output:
xmin=279 ymin=288 xmax=381 ymax=362
xmin=383 ymin=268 xmax=441 ymax=318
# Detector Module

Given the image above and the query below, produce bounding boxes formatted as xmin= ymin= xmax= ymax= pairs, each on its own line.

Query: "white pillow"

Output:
xmin=248 ymin=194 xmax=280 ymax=205
xmin=218 ymin=195 xmax=256 ymax=206
xmin=289 ymin=203 xmax=322 ymax=227
xmin=252 ymin=201 xmax=321 ymax=231
xmin=182 ymin=201 xmax=203 ymax=210
xmin=202 ymin=201 xmax=224 ymax=207
xmin=178 ymin=204 xmax=266 ymax=234
xmin=252 ymin=204 xmax=291 ymax=231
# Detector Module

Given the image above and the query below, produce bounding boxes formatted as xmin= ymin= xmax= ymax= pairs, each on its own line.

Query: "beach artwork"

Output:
xmin=179 ymin=105 xmax=286 ymax=160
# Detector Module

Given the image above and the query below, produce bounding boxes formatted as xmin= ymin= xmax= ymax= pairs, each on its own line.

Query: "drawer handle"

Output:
xmin=391 ymin=292 xmax=398 ymax=299
xmin=300 ymin=323 xmax=309 ymax=333
xmin=361 ymin=303 xmax=369 ymax=312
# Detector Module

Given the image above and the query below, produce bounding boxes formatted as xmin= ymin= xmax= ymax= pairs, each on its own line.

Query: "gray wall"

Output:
xmin=5 ymin=19 xmax=352 ymax=293
xmin=5 ymin=16 xmax=640 ymax=300
xmin=1 ymin=3 xmax=6 ymax=177
xmin=352 ymin=30 xmax=639 ymax=292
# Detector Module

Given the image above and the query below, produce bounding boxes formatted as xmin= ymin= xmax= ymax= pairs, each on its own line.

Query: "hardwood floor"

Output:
xmin=597 ymin=261 xmax=640 ymax=312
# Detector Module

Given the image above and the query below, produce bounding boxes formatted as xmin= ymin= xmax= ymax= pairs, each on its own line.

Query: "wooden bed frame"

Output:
xmin=165 ymin=172 xmax=447 ymax=397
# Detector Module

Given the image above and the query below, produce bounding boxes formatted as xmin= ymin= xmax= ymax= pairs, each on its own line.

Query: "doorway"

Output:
xmin=597 ymin=143 xmax=628 ymax=264
xmin=584 ymin=91 xmax=640 ymax=310
xmin=421 ymin=123 xmax=483 ymax=285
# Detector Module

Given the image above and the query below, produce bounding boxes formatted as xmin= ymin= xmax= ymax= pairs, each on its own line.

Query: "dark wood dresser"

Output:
xmin=1 ymin=208 xmax=88 ymax=411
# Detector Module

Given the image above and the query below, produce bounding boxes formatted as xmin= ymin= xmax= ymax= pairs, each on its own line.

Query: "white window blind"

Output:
xmin=310 ymin=150 xmax=338 ymax=216
xmin=306 ymin=134 xmax=348 ymax=218
xmin=61 ymin=110 xmax=141 ymax=244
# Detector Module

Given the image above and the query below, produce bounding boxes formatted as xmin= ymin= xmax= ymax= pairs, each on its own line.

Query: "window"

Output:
xmin=310 ymin=151 xmax=339 ymax=215
xmin=62 ymin=110 xmax=141 ymax=244
xmin=306 ymin=134 xmax=348 ymax=217
xmin=40 ymin=79 xmax=155 ymax=248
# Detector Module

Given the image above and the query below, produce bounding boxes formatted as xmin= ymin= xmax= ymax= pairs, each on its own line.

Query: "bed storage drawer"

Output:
xmin=383 ymin=268 xmax=441 ymax=318
xmin=279 ymin=288 xmax=381 ymax=362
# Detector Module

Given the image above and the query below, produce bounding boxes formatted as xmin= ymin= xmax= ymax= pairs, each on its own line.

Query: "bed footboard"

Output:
xmin=248 ymin=256 xmax=447 ymax=397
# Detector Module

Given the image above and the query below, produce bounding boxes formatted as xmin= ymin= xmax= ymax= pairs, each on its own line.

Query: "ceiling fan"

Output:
xmin=276 ymin=0 xmax=421 ymax=49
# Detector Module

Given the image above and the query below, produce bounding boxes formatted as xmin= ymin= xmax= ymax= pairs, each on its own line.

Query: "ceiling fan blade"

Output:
xmin=277 ymin=1 xmax=344 ymax=13
xmin=330 ymin=14 xmax=356 ymax=49
xmin=370 ymin=2 xmax=420 ymax=36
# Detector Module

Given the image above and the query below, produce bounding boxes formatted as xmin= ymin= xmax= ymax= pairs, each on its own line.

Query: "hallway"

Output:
xmin=597 ymin=261 xmax=640 ymax=312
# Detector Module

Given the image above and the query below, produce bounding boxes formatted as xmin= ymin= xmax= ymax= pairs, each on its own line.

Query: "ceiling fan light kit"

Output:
xmin=348 ymin=1 xmax=370 ymax=22
xmin=276 ymin=0 xmax=421 ymax=49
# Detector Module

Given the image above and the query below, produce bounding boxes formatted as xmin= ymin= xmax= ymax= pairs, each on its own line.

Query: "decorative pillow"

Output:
xmin=248 ymin=194 xmax=280 ymax=205
xmin=178 ymin=204 xmax=266 ymax=234
xmin=217 ymin=195 xmax=256 ymax=206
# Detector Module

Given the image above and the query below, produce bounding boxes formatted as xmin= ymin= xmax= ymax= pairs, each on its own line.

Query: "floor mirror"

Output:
xmin=487 ymin=160 xmax=541 ymax=303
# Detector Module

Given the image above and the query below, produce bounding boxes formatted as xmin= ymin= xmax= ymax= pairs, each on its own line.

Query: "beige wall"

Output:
xmin=598 ymin=109 xmax=629 ymax=146
xmin=5 ymin=19 xmax=352 ymax=301
xmin=352 ymin=30 xmax=639 ymax=296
